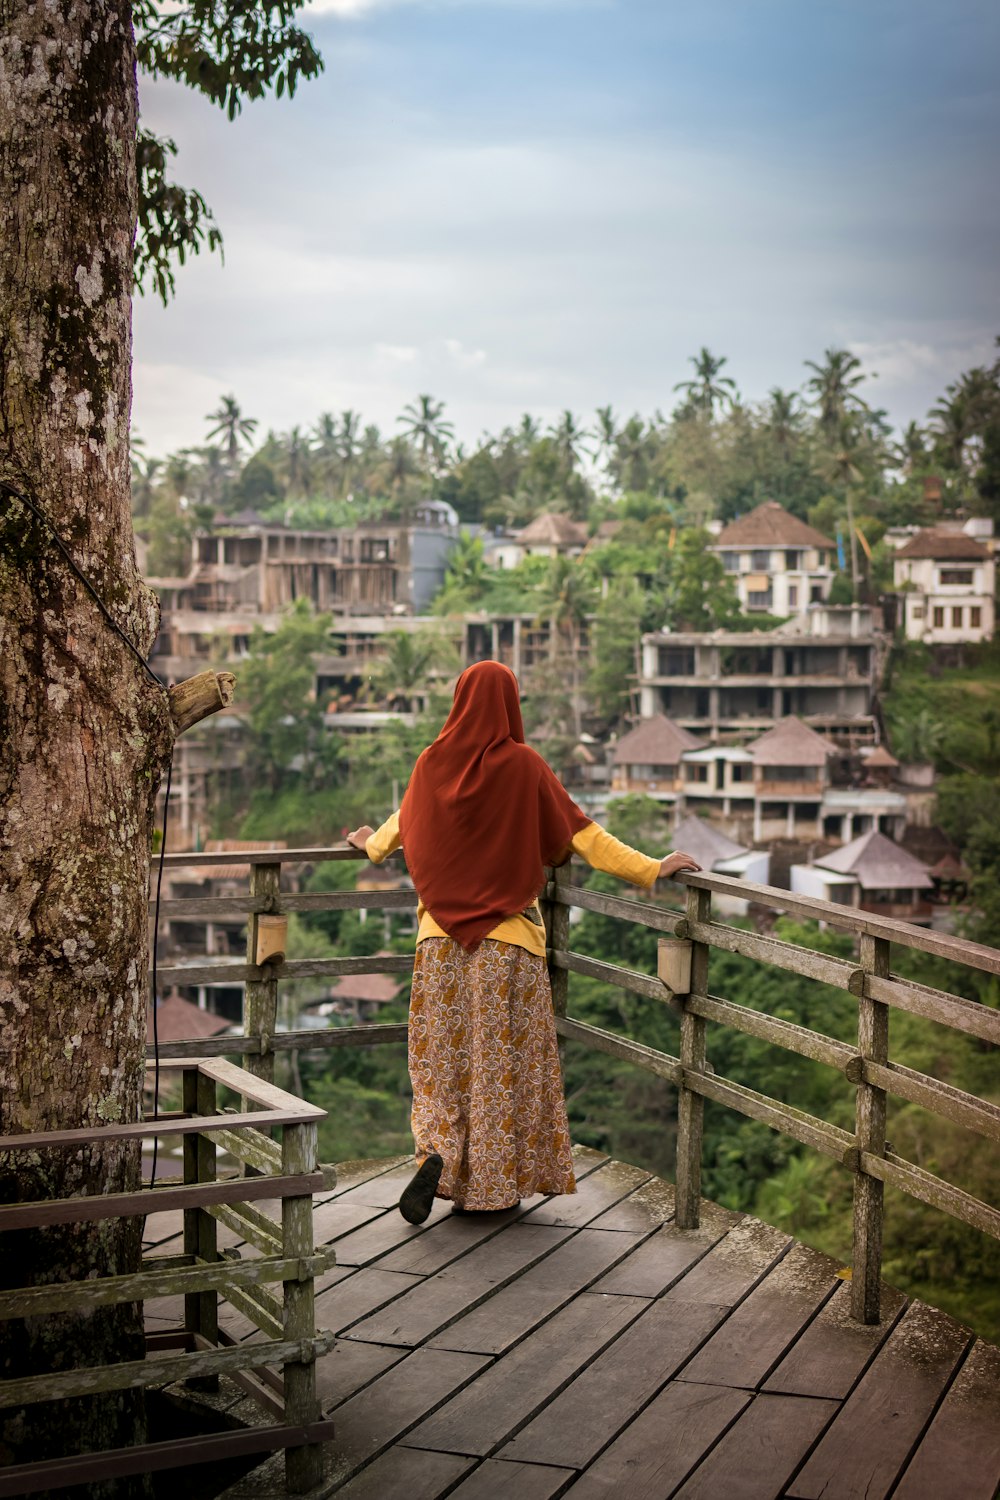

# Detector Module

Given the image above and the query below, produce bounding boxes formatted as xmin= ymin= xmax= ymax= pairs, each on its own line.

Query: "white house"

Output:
xmin=791 ymin=829 xmax=934 ymax=923
xmin=492 ymin=512 xmax=588 ymax=569
xmin=892 ymin=528 xmax=995 ymax=644
xmin=712 ymin=501 xmax=836 ymax=616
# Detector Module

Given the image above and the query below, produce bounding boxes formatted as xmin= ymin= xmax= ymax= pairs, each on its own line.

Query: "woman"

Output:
xmin=348 ymin=660 xmax=700 ymax=1224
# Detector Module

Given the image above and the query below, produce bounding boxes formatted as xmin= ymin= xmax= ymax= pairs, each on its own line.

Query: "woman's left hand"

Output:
xmin=346 ymin=825 xmax=375 ymax=851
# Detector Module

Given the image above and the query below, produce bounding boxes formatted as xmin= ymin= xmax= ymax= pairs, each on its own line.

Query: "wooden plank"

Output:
xmin=867 ymin=973 xmax=1000 ymax=1044
xmin=561 ymin=882 xmax=688 ymax=936
xmin=556 ymin=1014 xmax=682 ymax=1083
xmin=426 ymin=1228 xmax=647 ymax=1356
xmin=587 ymin=1176 xmax=676 ymax=1231
xmin=446 ymin=1459 xmax=575 ymax=1500
xmin=676 ymin=885 xmax=710 ymax=1229
xmin=281 ymin=1118 xmax=324 ymax=1492
xmin=223 ymin=1281 xmax=284 ymax=1341
xmin=195 ymin=1055 xmax=324 ymax=1116
xmin=521 ymin=1160 xmax=652 ymax=1228
xmin=340 ymin=1225 xmax=574 ymax=1348
xmin=672 ymin=1392 xmax=838 ymax=1499
xmin=330 ymin=1201 xmax=454 ymax=1269
xmin=688 ymin=993 xmax=858 ymax=1071
xmin=329 ymin=1446 xmax=474 ymax=1498
xmin=160 ymin=844 xmax=368 ymax=868
xmin=553 ymin=948 xmax=673 ymax=1006
xmin=282 ymin=887 xmax=416 ymax=913
xmin=851 ymin=933 xmax=890 ymax=1323
xmin=557 ymin=1380 xmax=750 ymax=1499
xmin=0 ymin=1330 xmax=334 ymax=1409
xmin=208 ymin=1200 xmax=283 ymax=1256
xmin=892 ymin=1340 xmax=1000 ymax=1500
xmin=0 ymin=1107 xmax=318 ymax=1153
xmin=544 ymin=860 xmax=571 ymax=1018
xmin=405 ymin=1292 xmax=644 ymax=1457
xmin=499 ymin=1297 xmax=734 ymax=1470
xmin=157 ymin=954 xmax=414 ymax=986
xmin=309 ymin=1197 xmax=385 ymax=1246
xmin=658 ymin=1217 xmax=792 ymax=1308
xmin=685 ymin=917 xmax=864 ymax=994
xmin=677 ymin=871 xmax=1000 ymax=975
xmin=788 ymin=1301 xmax=973 ymax=1500
xmin=764 ymin=1281 xmax=907 ymax=1399
xmin=677 ymin=1242 xmax=840 ymax=1389
xmin=314 ymin=1339 xmax=406 ymax=1411
xmin=0 ymin=1252 xmax=330 ymax=1321
xmin=685 ymin=1068 xmax=855 ymax=1161
xmin=374 ymin=1202 xmax=538 ymax=1277
xmin=859 ymin=1150 xmax=1000 ymax=1240
xmin=314 ymin=1268 xmax=425 ymax=1336
xmin=324 ymin=1155 xmax=413 ymax=1198
xmin=212 ymin=1125 xmax=283 ymax=1176
xmin=321 ymin=1348 xmax=491 ymax=1489
xmin=592 ymin=1203 xmax=739 ymax=1298
xmin=0 ymin=1171 xmax=324 ymax=1232
xmin=862 ymin=1059 xmax=1000 ymax=1141
xmin=145 ymin=1024 xmax=410 ymax=1060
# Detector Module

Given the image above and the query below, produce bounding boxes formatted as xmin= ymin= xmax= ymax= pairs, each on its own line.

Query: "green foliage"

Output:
xmin=134 ymin=131 xmax=223 ymax=304
xmin=238 ymin=600 xmax=334 ymax=791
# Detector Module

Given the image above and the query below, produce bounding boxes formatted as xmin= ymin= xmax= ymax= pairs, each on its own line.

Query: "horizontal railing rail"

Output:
xmin=150 ymin=843 xmax=1000 ymax=1329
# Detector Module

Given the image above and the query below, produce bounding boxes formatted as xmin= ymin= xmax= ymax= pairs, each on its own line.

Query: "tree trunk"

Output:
xmin=0 ymin=0 xmax=171 ymax=1487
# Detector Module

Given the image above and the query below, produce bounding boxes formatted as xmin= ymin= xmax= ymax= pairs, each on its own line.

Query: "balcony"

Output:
xmin=1 ymin=851 xmax=998 ymax=1495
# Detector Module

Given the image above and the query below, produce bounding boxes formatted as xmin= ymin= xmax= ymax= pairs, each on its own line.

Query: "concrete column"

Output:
xmin=753 ymin=799 xmax=762 ymax=842
xmin=491 ymin=622 xmax=500 ymax=660
xmin=513 ymin=617 xmax=522 ymax=676
xmin=773 ymin=687 xmax=783 ymax=719
xmin=786 ymin=803 xmax=795 ymax=839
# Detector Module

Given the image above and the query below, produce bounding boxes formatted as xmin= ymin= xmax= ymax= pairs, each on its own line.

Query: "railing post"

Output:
xmin=675 ymin=882 xmax=711 ymax=1230
xmin=542 ymin=861 xmax=571 ymax=1023
xmin=281 ymin=1119 xmax=323 ymax=1493
xmin=183 ymin=1067 xmax=219 ymax=1385
xmin=851 ymin=932 xmax=890 ymax=1324
xmin=245 ymin=859 xmax=280 ymax=1086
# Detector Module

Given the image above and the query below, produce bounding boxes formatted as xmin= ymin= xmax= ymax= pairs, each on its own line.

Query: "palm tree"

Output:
xmin=548 ymin=410 xmax=589 ymax=471
xmin=673 ymin=348 xmax=737 ymax=417
xmin=206 ymin=394 xmax=258 ymax=467
xmin=536 ymin=556 xmax=597 ymax=738
xmin=371 ymin=629 xmax=455 ymax=711
xmin=895 ymin=421 xmax=928 ymax=477
xmin=516 ymin=414 xmax=540 ymax=451
xmin=279 ymin=426 xmax=315 ymax=500
xmin=375 ymin=436 xmax=423 ymax=518
xmin=609 ymin=416 xmax=655 ymax=494
xmin=338 ymin=409 xmax=362 ymax=497
xmin=803 ymin=349 xmax=869 ymax=435
xmin=397 ymin=395 xmax=454 ymax=472
xmin=592 ymin=405 xmax=618 ymax=469
xmin=765 ymin=388 xmax=801 ymax=455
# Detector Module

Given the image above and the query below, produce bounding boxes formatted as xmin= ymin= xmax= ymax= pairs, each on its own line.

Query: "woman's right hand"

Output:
xmin=346 ymin=825 xmax=375 ymax=852
xmin=659 ymin=851 xmax=701 ymax=880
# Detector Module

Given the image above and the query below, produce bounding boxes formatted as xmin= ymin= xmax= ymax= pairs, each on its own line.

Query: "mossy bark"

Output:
xmin=0 ymin=0 xmax=171 ymax=1490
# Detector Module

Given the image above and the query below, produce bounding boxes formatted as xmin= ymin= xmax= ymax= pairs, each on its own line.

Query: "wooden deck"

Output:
xmin=141 ymin=1146 xmax=1000 ymax=1500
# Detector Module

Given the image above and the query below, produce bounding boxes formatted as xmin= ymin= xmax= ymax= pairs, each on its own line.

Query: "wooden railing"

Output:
xmin=0 ymin=1060 xmax=333 ymax=1497
xmin=151 ymin=844 xmax=1000 ymax=1328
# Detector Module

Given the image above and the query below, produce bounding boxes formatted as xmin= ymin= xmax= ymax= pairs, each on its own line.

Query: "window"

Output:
xmin=788 ymin=585 xmax=798 ymax=608
xmin=722 ymin=552 xmax=739 ymax=572
xmin=971 ymin=607 xmax=982 ymax=629
xmin=751 ymin=549 xmax=771 ymax=570
xmin=952 ymin=607 xmax=963 ymax=629
xmin=747 ymin=591 xmax=773 ymax=610
xmin=940 ymin=569 xmax=973 ymax=586
xmin=933 ymin=607 xmax=945 ymax=628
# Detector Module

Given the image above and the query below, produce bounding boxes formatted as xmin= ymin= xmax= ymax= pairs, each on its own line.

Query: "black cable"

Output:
xmin=0 ymin=480 xmax=165 ymax=688
xmin=148 ymin=755 xmax=173 ymax=1189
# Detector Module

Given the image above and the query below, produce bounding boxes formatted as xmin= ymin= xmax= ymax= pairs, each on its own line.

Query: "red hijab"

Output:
xmin=399 ymin=660 xmax=590 ymax=950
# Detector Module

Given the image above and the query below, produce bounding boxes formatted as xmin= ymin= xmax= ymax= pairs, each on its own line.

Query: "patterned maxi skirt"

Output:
xmin=408 ymin=937 xmax=577 ymax=1210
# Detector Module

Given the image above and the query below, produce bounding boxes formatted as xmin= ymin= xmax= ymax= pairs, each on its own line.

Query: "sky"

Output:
xmin=133 ymin=0 xmax=1000 ymax=459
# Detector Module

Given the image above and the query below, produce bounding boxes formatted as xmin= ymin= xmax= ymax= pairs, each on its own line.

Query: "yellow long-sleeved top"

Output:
xmin=365 ymin=812 xmax=661 ymax=957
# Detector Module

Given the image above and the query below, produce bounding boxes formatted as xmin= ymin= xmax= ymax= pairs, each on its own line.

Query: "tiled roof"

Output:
xmin=864 ymin=745 xmax=900 ymax=769
xmin=147 ymin=994 xmax=231 ymax=1043
xmin=818 ymin=830 xmax=933 ymax=890
xmin=671 ymin=814 xmax=748 ymax=869
xmin=612 ymin=715 xmax=705 ymax=765
xmin=330 ymin=972 xmax=401 ymax=1003
xmin=517 ymin=512 xmax=589 ymax=547
xmin=715 ymin=501 xmax=836 ymax=551
xmin=894 ymin=530 xmax=989 ymax=561
xmin=748 ymin=716 xmax=836 ymax=767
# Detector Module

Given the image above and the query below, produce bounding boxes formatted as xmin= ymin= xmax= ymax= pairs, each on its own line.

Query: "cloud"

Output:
xmin=374 ymin=343 xmax=419 ymax=364
xmin=444 ymin=338 xmax=487 ymax=369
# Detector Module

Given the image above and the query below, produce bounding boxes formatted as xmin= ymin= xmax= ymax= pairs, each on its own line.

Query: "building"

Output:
xmin=638 ymin=608 xmax=880 ymax=744
xmin=670 ymin=814 xmax=770 ymax=915
xmin=791 ymin=830 xmax=934 ymax=923
xmin=462 ymin=611 xmax=591 ymax=679
xmin=491 ymin=512 xmax=588 ymax=569
xmin=892 ymin=527 xmax=995 ymax=643
xmin=151 ymin=509 xmax=458 ymax=621
xmin=711 ymin=501 xmax=836 ymax=615
xmin=746 ymin=717 xmax=836 ymax=842
xmin=610 ymin=715 xmax=704 ymax=801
